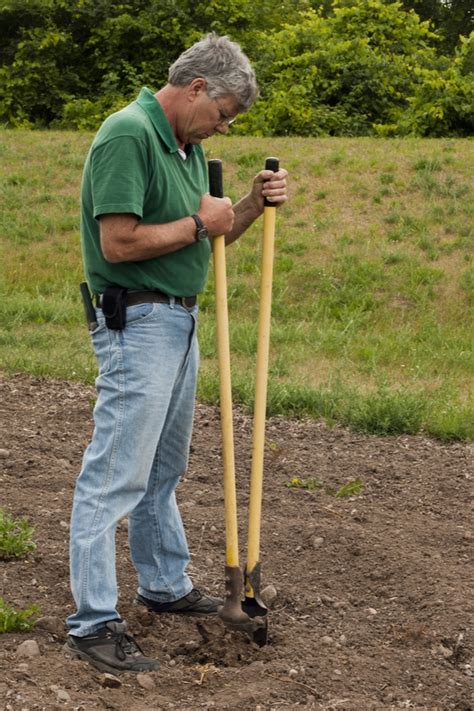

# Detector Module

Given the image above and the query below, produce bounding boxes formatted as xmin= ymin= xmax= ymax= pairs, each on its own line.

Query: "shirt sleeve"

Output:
xmin=90 ymin=135 xmax=149 ymax=220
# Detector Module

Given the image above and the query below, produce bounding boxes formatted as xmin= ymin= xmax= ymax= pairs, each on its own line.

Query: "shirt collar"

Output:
xmin=136 ymin=86 xmax=193 ymax=155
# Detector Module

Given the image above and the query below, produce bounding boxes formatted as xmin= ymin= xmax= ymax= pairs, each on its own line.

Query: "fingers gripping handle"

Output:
xmin=208 ymin=159 xmax=224 ymax=198
xmin=264 ymin=157 xmax=279 ymax=208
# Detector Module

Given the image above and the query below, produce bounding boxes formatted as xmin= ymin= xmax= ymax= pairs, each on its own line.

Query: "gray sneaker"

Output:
xmin=135 ymin=588 xmax=223 ymax=616
xmin=64 ymin=620 xmax=160 ymax=675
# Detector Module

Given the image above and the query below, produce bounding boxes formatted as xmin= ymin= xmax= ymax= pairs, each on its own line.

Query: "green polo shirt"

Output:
xmin=80 ymin=87 xmax=210 ymax=295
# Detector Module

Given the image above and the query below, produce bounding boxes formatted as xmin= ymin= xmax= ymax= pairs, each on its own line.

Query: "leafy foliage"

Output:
xmin=401 ymin=0 xmax=473 ymax=52
xmin=335 ymin=479 xmax=364 ymax=497
xmin=285 ymin=476 xmax=323 ymax=490
xmin=0 ymin=597 xmax=39 ymax=633
xmin=0 ymin=0 xmax=472 ymax=134
xmin=0 ymin=508 xmax=36 ymax=559
xmin=238 ymin=1 xmax=473 ymax=136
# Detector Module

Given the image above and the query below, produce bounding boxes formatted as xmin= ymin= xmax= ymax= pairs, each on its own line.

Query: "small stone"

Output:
xmin=0 ymin=449 xmax=10 ymax=458
xmin=312 ymin=537 xmax=325 ymax=549
xmin=288 ymin=668 xmax=298 ymax=678
xmin=99 ymin=673 xmax=122 ymax=688
xmin=56 ymin=689 xmax=71 ymax=702
xmin=260 ymin=584 xmax=278 ymax=608
xmin=339 ymin=634 xmax=347 ymax=645
xmin=205 ymin=557 xmax=214 ymax=568
xmin=439 ymin=644 xmax=453 ymax=659
xmin=366 ymin=607 xmax=378 ymax=616
xmin=36 ymin=616 xmax=65 ymax=638
xmin=248 ymin=661 xmax=265 ymax=671
xmin=320 ymin=594 xmax=335 ymax=605
xmin=16 ymin=640 xmax=40 ymax=658
xmin=168 ymin=659 xmax=176 ymax=667
xmin=321 ymin=635 xmax=334 ymax=646
xmin=210 ymin=525 xmax=217 ymax=532
xmin=59 ymin=520 xmax=69 ymax=530
xmin=137 ymin=673 xmax=155 ymax=690
xmin=462 ymin=664 xmax=473 ymax=677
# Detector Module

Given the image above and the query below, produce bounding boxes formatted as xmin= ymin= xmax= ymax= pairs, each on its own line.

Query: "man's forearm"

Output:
xmin=225 ymin=193 xmax=263 ymax=245
xmin=100 ymin=213 xmax=196 ymax=263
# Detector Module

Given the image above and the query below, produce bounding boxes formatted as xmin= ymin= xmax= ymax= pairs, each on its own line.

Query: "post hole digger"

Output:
xmin=209 ymin=157 xmax=280 ymax=646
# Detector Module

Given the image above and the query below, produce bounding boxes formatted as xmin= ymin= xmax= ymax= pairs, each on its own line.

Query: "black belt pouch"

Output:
xmin=101 ymin=286 xmax=128 ymax=330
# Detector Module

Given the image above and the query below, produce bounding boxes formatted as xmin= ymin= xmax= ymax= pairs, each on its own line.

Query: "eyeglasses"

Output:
xmin=214 ymin=100 xmax=237 ymax=127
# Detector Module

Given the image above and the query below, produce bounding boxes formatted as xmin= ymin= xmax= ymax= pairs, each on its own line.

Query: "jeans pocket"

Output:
xmin=126 ymin=302 xmax=156 ymax=327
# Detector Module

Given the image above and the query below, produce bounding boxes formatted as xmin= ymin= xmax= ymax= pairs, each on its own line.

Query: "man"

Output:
xmin=64 ymin=33 xmax=288 ymax=675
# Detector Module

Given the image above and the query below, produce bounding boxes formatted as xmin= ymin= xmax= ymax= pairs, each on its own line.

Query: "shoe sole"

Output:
xmin=134 ymin=598 xmax=221 ymax=617
xmin=63 ymin=642 xmax=160 ymax=675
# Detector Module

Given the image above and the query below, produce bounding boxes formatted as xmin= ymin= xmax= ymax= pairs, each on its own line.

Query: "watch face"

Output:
xmin=197 ymin=226 xmax=209 ymax=241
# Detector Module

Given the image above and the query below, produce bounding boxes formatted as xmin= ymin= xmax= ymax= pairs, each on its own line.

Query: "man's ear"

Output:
xmin=188 ymin=77 xmax=207 ymax=100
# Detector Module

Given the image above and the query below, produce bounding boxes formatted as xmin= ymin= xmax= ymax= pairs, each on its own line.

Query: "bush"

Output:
xmin=391 ymin=33 xmax=474 ymax=136
xmin=0 ymin=0 xmax=472 ymax=135
xmin=237 ymin=1 xmax=473 ymax=137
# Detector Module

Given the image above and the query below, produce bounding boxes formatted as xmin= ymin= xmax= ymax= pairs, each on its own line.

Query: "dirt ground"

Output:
xmin=0 ymin=372 xmax=473 ymax=710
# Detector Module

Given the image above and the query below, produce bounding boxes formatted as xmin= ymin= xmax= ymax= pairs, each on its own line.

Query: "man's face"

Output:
xmin=180 ymin=87 xmax=239 ymax=145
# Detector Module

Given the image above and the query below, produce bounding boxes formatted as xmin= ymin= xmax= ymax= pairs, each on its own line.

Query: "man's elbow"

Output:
xmin=99 ymin=215 xmax=138 ymax=263
xmin=100 ymin=237 xmax=129 ymax=263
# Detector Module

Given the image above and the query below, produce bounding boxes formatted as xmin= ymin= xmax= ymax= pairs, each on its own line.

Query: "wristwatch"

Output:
xmin=191 ymin=213 xmax=209 ymax=242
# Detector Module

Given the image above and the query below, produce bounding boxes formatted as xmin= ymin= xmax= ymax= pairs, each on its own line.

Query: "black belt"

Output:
xmin=96 ymin=290 xmax=197 ymax=310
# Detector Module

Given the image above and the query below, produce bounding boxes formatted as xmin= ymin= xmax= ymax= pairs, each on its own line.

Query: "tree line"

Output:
xmin=0 ymin=0 xmax=472 ymax=136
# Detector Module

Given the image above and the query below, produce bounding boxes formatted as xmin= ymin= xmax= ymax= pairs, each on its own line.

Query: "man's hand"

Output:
xmin=197 ymin=194 xmax=235 ymax=237
xmin=249 ymin=168 xmax=289 ymax=213
xmin=222 ymin=166 xmax=289 ymax=246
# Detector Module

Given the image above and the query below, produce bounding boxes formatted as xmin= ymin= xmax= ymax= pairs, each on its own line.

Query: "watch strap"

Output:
xmin=191 ymin=213 xmax=208 ymax=242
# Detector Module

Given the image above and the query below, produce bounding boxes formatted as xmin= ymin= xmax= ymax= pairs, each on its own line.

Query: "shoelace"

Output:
xmin=110 ymin=630 xmax=145 ymax=660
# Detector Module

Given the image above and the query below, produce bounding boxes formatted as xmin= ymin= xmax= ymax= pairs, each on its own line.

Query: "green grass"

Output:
xmin=1 ymin=131 xmax=473 ymax=440
xmin=0 ymin=509 xmax=36 ymax=559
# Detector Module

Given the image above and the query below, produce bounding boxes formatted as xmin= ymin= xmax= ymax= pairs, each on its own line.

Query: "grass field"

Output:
xmin=0 ymin=131 xmax=472 ymax=439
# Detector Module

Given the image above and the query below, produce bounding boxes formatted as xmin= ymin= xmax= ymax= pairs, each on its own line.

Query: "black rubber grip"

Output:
xmin=264 ymin=157 xmax=279 ymax=207
xmin=79 ymin=282 xmax=98 ymax=330
xmin=208 ymin=159 xmax=223 ymax=198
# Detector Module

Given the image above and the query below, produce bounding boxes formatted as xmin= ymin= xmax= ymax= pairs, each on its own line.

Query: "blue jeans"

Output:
xmin=67 ymin=301 xmax=198 ymax=636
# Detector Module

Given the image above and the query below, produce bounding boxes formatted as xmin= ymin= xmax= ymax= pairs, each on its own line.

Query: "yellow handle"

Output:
xmin=246 ymin=205 xmax=277 ymax=594
xmin=213 ymin=234 xmax=239 ymax=568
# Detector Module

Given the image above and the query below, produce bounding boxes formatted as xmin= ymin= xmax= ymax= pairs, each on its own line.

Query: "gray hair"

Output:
xmin=168 ymin=33 xmax=259 ymax=112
